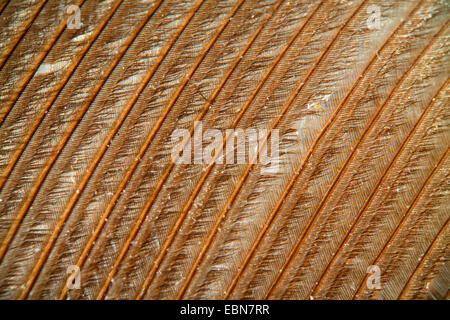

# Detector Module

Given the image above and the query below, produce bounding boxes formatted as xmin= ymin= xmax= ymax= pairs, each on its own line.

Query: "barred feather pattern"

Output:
xmin=0 ymin=0 xmax=448 ymax=300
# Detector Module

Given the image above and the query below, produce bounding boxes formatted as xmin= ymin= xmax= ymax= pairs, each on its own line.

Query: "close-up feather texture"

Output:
xmin=0 ymin=0 xmax=448 ymax=300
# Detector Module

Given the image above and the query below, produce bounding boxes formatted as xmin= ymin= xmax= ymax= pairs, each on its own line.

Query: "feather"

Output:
xmin=0 ymin=0 xmax=448 ymax=300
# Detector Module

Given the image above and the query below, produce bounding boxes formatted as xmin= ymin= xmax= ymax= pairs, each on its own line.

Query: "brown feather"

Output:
xmin=0 ymin=0 xmax=448 ymax=300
